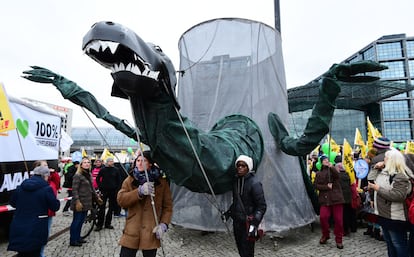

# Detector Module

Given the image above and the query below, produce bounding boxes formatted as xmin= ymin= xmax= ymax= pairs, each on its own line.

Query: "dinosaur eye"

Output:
xmin=154 ymin=45 xmax=163 ymax=52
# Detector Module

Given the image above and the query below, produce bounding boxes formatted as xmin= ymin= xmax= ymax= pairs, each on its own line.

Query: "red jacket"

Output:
xmin=47 ymin=170 xmax=60 ymax=217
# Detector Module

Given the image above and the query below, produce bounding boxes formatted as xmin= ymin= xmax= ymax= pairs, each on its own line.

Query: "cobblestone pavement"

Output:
xmin=1 ymin=196 xmax=389 ymax=257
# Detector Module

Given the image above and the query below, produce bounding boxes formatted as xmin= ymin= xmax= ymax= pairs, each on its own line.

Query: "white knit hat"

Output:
xmin=235 ymin=155 xmax=253 ymax=171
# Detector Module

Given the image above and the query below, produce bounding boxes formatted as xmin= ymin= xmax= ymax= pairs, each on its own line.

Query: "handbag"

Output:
xmin=236 ymin=193 xmax=265 ymax=242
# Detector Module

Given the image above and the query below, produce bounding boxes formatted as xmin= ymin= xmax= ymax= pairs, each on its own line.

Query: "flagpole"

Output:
xmin=15 ymin=128 xmax=29 ymax=172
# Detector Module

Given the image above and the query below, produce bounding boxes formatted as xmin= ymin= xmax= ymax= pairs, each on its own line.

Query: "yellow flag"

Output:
xmin=354 ymin=128 xmax=364 ymax=146
xmin=374 ymin=128 xmax=382 ymax=138
xmin=354 ymin=128 xmax=367 ymax=159
xmin=0 ymin=83 xmax=16 ymax=133
xmin=405 ymin=141 xmax=414 ymax=154
xmin=366 ymin=117 xmax=376 ymax=149
xmin=327 ymin=135 xmax=340 ymax=153
xmin=101 ymin=147 xmax=114 ymax=161
xmin=82 ymin=147 xmax=88 ymax=157
xmin=342 ymin=139 xmax=356 ymax=184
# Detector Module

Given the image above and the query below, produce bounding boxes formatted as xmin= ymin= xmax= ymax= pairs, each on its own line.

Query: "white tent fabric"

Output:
xmin=172 ymin=18 xmax=316 ymax=233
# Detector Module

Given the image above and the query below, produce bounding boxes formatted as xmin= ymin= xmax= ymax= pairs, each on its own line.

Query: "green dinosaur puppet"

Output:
xmin=22 ymin=21 xmax=386 ymax=194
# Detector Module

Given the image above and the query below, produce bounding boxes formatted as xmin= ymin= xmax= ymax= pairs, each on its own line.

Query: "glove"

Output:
xmin=138 ymin=182 xmax=154 ymax=196
xmin=248 ymin=225 xmax=258 ymax=239
xmin=75 ymin=200 xmax=83 ymax=212
xmin=152 ymin=223 xmax=168 ymax=240
xmin=96 ymin=196 xmax=104 ymax=206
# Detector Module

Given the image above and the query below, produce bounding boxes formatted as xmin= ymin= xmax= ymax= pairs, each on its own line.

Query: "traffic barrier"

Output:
xmin=0 ymin=197 xmax=72 ymax=213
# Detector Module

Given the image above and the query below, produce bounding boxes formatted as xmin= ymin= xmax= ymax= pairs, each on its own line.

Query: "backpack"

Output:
xmin=406 ymin=177 xmax=414 ymax=224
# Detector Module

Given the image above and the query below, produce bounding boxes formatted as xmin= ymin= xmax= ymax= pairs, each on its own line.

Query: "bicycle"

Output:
xmin=80 ymin=190 xmax=101 ymax=239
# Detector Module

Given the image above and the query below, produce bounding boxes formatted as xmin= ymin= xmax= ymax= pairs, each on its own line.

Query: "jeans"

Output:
xmin=408 ymin=224 xmax=414 ymax=257
xmin=70 ymin=211 xmax=87 ymax=244
xmin=39 ymin=217 xmax=53 ymax=257
xmin=382 ymin=226 xmax=409 ymax=257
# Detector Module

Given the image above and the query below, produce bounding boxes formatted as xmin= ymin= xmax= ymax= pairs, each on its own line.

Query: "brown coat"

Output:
xmin=315 ymin=165 xmax=344 ymax=206
xmin=70 ymin=170 xmax=98 ymax=211
xmin=117 ymin=175 xmax=173 ymax=250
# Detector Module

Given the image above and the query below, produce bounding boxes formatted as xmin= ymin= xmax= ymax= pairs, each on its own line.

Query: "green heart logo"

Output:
xmin=16 ymin=119 xmax=29 ymax=138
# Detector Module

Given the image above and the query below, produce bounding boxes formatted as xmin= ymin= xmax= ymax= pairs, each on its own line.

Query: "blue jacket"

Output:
xmin=8 ymin=175 xmax=60 ymax=252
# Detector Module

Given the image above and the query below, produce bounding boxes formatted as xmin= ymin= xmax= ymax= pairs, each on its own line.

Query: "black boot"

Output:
xmin=373 ymin=228 xmax=384 ymax=241
xmin=363 ymin=224 xmax=373 ymax=236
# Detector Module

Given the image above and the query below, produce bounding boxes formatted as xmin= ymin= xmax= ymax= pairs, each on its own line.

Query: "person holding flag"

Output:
xmin=315 ymin=155 xmax=345 ymax=249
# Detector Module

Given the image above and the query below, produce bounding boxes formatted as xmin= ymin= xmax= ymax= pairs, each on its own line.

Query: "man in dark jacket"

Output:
xmin=8 ymin=166 xmax=60 ymax=256
xmin=95 ymin=157 xmax=121 ymax=231
xmin=62 ymin=161 xmax=79 ymax=215
xmin=224 ymin=155 xmax=266 ymax=257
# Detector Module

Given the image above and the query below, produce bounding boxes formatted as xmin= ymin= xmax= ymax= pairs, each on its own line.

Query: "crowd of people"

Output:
xmin=6 ymin=151 xmax=268 ymax=257
xmin=7 ymin=135 xmax=414 ymax=257
xmin=309 ymin=136 xmax=414 ymax=257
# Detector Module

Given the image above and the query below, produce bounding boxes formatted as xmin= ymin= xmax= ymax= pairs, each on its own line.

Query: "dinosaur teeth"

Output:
xmin=104 ymin=41 xmax=119 ymax=54
xmin=86 ymin=41 xmax=102 ymax=53
xmin=130 ymin=65 xmax=141 ymax=75
xmin=111 ymin=62 xmax=159 ymax=79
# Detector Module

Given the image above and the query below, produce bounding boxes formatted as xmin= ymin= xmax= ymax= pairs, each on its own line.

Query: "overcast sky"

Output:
xmin=2 ymin=0 xmax=414 ymax=127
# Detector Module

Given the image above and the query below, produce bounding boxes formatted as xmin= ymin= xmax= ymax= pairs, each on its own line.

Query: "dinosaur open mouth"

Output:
xmin=84 ymin=40 xmax=160 ymax=80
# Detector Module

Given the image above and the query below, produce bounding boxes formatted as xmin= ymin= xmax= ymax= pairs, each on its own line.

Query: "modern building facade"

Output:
xmin=288 ymin=34 xmax=414 ymax=144
xmin=347 ymin=34 xmax=414 ymax=141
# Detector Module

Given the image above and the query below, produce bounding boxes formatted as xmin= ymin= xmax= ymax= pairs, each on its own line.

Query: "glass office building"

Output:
xmin=71 ymin=127 xmax=138 ymax=154
xmin=288 ymin=34 xmax=414 ymax=143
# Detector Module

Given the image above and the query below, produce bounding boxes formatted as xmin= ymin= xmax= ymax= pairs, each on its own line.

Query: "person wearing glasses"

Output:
xmin=69 ymin=157 xmax=103 ymax=246
xmin=223 ymin=155 xmax=267 ymax=257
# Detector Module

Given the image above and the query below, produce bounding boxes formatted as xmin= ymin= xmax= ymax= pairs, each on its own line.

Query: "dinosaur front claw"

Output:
xmin=269 ymin=60 xmax=387 ymax=156
xmin=325 ymin=61 xmax=388 ymax=82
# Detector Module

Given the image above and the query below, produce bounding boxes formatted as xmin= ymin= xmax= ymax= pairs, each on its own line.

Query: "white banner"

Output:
xmin=0 ymin=100 xmax=61 ymax=162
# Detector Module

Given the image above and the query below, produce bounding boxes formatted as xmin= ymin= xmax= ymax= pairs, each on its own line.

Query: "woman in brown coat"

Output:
xmin=69 ymin=157 xmax=102 ymax=246
xmin=118 ymin=151 xmax=173 ymax=257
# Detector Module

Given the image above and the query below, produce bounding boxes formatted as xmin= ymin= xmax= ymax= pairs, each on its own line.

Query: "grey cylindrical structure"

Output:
xmin=172 ymin=18 xmax=316 ymax=232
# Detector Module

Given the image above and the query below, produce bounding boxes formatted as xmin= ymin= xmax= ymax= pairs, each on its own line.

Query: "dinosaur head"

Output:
xmin=82 ymin=21 xmax=179 ymax=107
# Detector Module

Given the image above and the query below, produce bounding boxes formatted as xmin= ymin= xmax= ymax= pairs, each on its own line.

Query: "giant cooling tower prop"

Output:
xmin=22 ymin=19 xmax=386 ymax=232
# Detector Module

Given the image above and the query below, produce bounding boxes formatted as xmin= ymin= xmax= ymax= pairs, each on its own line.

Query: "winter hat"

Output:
xmin=32 ymin=166 xmax=50 ymax=177
xmin=373 ymin=137 xmax=391 ymax=149
xmin=235 ymin=155 xmax=253 ymax=171
xmin=106 ymin=157 xmax=114 ymax=162
xmin=319 ymin=155 xmax=328 ymax=162
xmin=335 ymin=162 xmax=345 ymax=172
